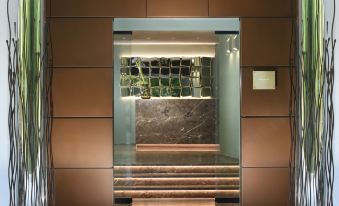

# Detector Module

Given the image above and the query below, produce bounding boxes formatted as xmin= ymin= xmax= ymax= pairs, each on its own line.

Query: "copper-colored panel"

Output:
xmin=51 ymin=0 xmax=146 ymax=17
xmin=45 ymin=0 xmax=50 ymax=17
xmin=50 ymin=18 xmax=112 ymax=67
xmin=209 ymin=0 xmax=292 ymax=17
xmin=242 ymin=118 xmax=290 ymax=167
xmin=147 ymin=0 xmax=208 ymax=17
xmin=241 ymin=67 xmax=290 ymax=116
xmin=53 ymin=68 xmax=112 ymax=117
xmin=241 ymin=18 xmax=292 ymax=66
xmin=55 ymin=169 xmax=112 ymax=206
xmin=242 ymin=168 xmax=290 ymax=206
xmin=52 ymin=119 xmax=112 ymax=168
xmin=112 ymin=0 xmax=146 ymax=17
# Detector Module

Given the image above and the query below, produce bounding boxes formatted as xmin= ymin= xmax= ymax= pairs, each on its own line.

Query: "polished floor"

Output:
xmin=115 ymin=198 xmax=239 ymax=206
xmin=114 ymin=145 xmax=239 ymax=166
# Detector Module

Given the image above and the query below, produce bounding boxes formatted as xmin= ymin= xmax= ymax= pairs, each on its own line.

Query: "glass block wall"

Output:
xmin=120 ymin=57 xmax=214 ymax=98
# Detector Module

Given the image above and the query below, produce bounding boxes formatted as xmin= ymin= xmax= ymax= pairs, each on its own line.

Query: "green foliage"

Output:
xmin=18 ymin=0 xmax=42 ymax=173
xmin=300 ymin=0 xmax=324 ymax=172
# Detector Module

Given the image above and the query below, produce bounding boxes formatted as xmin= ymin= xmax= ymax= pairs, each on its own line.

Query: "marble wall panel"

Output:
xmin=136 ymin=99 xmax=216 ymax=144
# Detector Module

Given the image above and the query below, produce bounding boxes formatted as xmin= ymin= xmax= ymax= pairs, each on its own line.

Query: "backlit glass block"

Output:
xmin=120 ymin=75 xmax=130 ymax=86
xmin=161 ymin=68 xmax=170 ymax=76
xmin=202 ymin=67 xmax=211 ymax=76
xmin=151 ymin=59 xmax=160 ymax=67
xmin=160 ymin=58 xmax=170 ymax=67
xmin=121 ymin=87 xmax=130 ymax=97
xmin=171 ymin=59 xmax=181 ymax=67
xmin=151 ymin=68 xmax=160 ymax=77
xmin=150 ymin=78 xmax=160 ymax=87
xmin=120 ymin=57 xmax=214 ymax=98
xmin=130 ymin=67 xmax=139 ymax=76
xmin=181 ymin=67 xmax=190 ymax=77
xmin=181 ymin=59 xmax=191 ymax=67
xmin=171 ymin=87 xmax=181 ymax=97
xmin=141 ymin=67 xmax=150 ymax=77
xmin=121 ymin=67 xmax=130 ymax=75
xmin=171 ymin=68 xmax=180 ymax=76
xmin=201 ymin=77 xmax=211 ymax=87
xmin=132 ymin=87 xmax=141 ymax=96
xmin=201 ymin=87 xmax=212 ymax=97
xmin=151 ymin=87 xmax=161 ymax=97
xmin=161 ymin=78 xmax=170 ymax=86
xmin=171 ymin=78 xmax=180 ymax=87
xmin=202 ymin=57 xmax=212 ymax=67
xmin=161 ymin=87 xmax=171 ymax=97
xmin=142 ymin=59 xmax=150 ymax=67
xmin=130 ymin=76 xmax=140 ymax=86
xmin=121 ymin=58 xmax=131 ymax=67
xmin=181 ymin=77 xmax=191 ymax=87
xmin=182 ymin=87 xmax=191 ymax=96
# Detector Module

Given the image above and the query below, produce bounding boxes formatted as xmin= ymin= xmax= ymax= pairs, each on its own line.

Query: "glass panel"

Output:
xmin=113 ymin=18 xmax=240 ymax=204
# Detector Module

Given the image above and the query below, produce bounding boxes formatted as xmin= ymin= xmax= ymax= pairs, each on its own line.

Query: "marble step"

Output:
xmin=113 ymin=189 xmax=240 ymax=198
xmin=114 ymin=185 xmax=240 ymax=190
xmin=114 ymin=165 xmax=240 ymax=174
xmin=114 ymin=172 xmax=239 ymax=178
xmin=132 ymin=198 xmax=216 ymax=206
xmin=114 ymin=177 xmax=240 ymax=187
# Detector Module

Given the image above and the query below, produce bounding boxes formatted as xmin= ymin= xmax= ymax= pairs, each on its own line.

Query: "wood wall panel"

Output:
xmin=241 ymin=18 xmax=292 ymax=67
xmin=242 ymin=168 xmax=290 ymax=206
xmin=53 ymin=119 xmax=113 ymax=168
xmin=241 ymin=67 xmax=290 ymax=116
xmin=55 ymin=169 xmax=112 ymax=206
xmin=50 ymin=18 xmax=112 ymax=67
xmin=209 ymin=0 xmax=292 ymax=17
xmin=53 ymin=68 xmax=112 ymax=117
xmin=242 ymin=118 xmax=291 ymax=167
xmin=147 ymin=0 xmax=209 ymax=17
xmin=51 ymin=0 xmax=146 ymax=17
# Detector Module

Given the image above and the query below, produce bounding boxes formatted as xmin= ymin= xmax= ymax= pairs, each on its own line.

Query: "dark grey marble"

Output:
xmin=136 ymin=99 xmax=216 ymax=144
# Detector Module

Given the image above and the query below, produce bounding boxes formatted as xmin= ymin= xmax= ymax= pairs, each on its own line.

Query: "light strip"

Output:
xmin=120 ymin=55 xmax=215 ymax=58
xmin=121 ymin=96 xmax=213 ymax=100
xmin=114 ymin=41 xmax=217 ymax=46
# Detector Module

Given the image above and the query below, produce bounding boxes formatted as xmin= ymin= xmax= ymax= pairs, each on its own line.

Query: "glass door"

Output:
xmin=113 ymin=18 xmax=240 ymax=205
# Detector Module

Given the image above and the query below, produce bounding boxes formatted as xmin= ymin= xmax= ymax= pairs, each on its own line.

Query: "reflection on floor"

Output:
xmin=114 ymin=145 xmax=239 ymax=166
xmin=132 ymin=198 xmax=239 ymax=206
xmin=113 ymin=145 xmax=240 ymax=201
xmin=115 ymin=199 xmax=239 ymax=206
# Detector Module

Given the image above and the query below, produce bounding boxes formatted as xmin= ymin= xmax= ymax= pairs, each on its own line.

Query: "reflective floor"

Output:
xmin=115 ymin=198 xmax=239 ymax=206
xmin=114 ymin=145 xmax=239 ymax=166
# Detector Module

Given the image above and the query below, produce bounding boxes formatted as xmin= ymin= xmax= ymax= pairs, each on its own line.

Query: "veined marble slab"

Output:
xmin=136 ymin=99 xmax=216 ymax=144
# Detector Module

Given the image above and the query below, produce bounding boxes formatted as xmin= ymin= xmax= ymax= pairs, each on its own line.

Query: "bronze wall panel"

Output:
xmin=52 ymin=119 xmax=113 ymax=168
xmin=209 ymin=0 xmax=292 ymax=17
xmin=242 ymin=118 xmax=290 ymax=167
xmin=242 ymin=168 xmax=290 ymax=206
xmin=45 ymin=0 xmax=50 ymax=17
xmin=55 ymin=169 xmax=112 ymax=206
xmin=53 ymin=68 xmax=112 ymax=117
xmin=241 ymin=18 xmax=292 ymax=66
xmin=50 ymin=18 xmax=112 ymax=67
xmin=241 ymin=67 xmax=290 ymax=116
xmin=147 ymin=0 xmax=209 ymax=17
xmin=51 ymin=0 xmax=146 ymax=17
